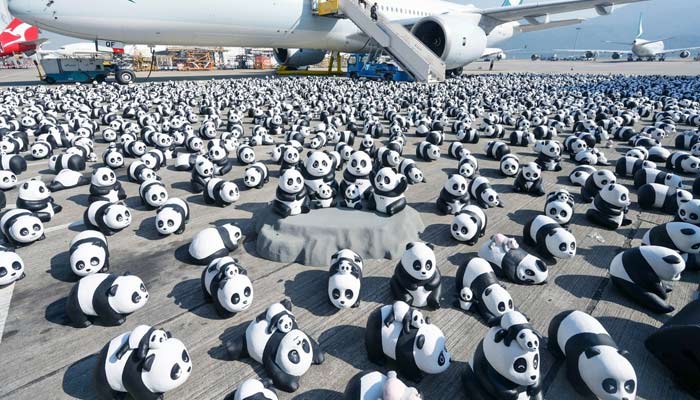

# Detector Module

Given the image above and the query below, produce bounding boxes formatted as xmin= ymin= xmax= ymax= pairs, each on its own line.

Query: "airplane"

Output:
xmin=0 ymin=17 xmax=45 ymax=58
xmin=555 ymin=14 xmax=700 ymax=61
xmin=7 ymin=0 xmax=648 ymax=75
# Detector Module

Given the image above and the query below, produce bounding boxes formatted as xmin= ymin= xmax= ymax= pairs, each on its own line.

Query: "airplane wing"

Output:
xmin=554 ymin=48 xmax=632 ymax=54
xmin=480 ymin=0 xmax=648 ymax=23
xmin=658 ymin=46 xmax=700 ymax=55
xmin=21 ymin=38 xmax=48 ymax=46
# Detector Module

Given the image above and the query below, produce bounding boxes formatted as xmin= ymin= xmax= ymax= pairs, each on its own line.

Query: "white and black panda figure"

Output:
xmin=367 ymin=167 xmax=408 ymax=217
xmin=0 ymin=246 xmax=25 ymax=287
xmin=341 ymin=183 xmax=363 ymax=210
xmin=484 ymin=141 xmax=511 ymax=161
xmin=0 ymin=208 xmax=45 ymax=247
xmin=416 ymin=141 xmax=441 ymax=162
xmin=188 ymin=223 xmax=242 ymax=265
xmin=364 ymin=301 xmax=450 ymax=382
xmin=174 ymin=153 xmax=204 ymax=172
xmin=279 ymin=146 xmax=301 ymax=171
xmin=451 ymin=206 xmax=488 ymax=245
xmin=633 ymin=168 xmax=685 ymax=190
xmin=69 ymin=230 xmax=110 ymax=277
xmin=615 ymin=156 xmax=656 ymax=178
xmin=30 ymin=140 xmax=53 ymax=160
xmin=462 ymin=314 xmax=542 ymax=400
xmin=499 ymin=154 xmax=520 ymax=178
xmin=49 ymin=153 xmax=85 ymax=173
xmin=642 ymin=222 xmax=700 ymax=270
xmin=0 ymin=170 xmax=18 ymax=191
xmin=609 ymin=246 xmax=685 ymax=314
xmin=103 ymin=145 xmax=124 ymax=169
xmin=93 ymin=329 xmax=192 ymax=400
xmin=478 ymin=234 xmax=548 ymax=285
xmin=139 ymin=179 xmax=169 ymax=209
xmin=340 ymin=150 xmax=373 ymax=197
xmin=568 ymin=165 xmax=596 ymax=187
xmin=456 ymin=257 xmax=515 ymax=323
xmin=231 ymin=379 xmax=279 ymax=400
xmin=448 ymin=142 xmax=467 ymax=159
xmin=437 ymin=174 xmax=470 ymax=215
xmin=243 ymin=162 xmax=269 ymax=189
xmin=489 ymin=310 xmax=541 ymax=353
xmin=302 ymin=150 xmax=337 ymax=195
xmin=469 ymin=176 xmax=503 ymax=209
xmin=155 ymin=198 xmax=190 ymax=236
xmin=677 ymin=199 xmax=700 ymax=225
xmin=399 ymin=158 xmax=425 ymax=185
xmin=344 ymin=370 xmax=421 ymax=400
xmin=0 ymin=153 xmax=27 ymax=175
xmin=509 ymin=131 xmax=536 ymax=147
xmin=16 ymin=178 xmax=62 ymax=222
xmin=127 ymin=161 xmax=159 ymax=184
xmin=328 ymin=249 xmax=363 ymax=309
xmin=190 ymin=157 xmax=214 ymax=194
xmin=535 ymin=140 xmax=562 ymax=172
xmin=523 ymin=215 xmax=576 ymax=263
xmin=65 ymin=272 xmax=149 ymax=327
xmin=48 ymin=169 xmax=90 ymax=192
xmin=309 ymin=183 xmax=336 ymax=209
xmin=544 ymin=189 xmax=574 ymax=226
xmin=203 ymin=178 xmax=240 ymax=208
xmin=274 ymin=168 xmax=310 ymax=218
xmin=638 ymin=183 xmax=693 ymax=215
xmin=201 ymin=256 xmax=253 ymax=318
xmin=88 ymin=167 xmax=127 ymax=204
xmin=390 ymin=242 xmax=442 ymax=309
xmin=83 ymin=201 xmax=132 ymax=236
xmin=224 ymin=300 xmax=325 ymax=393
xmin=375 ymin=147 xmax=401 ymax=171
xmin=581 ymin=169 xmax=617 ymax=203
xmin=459 ymin=152 xmax=479 ymax=178
xmin=513 ymin=163 xmax=545 ymax=197
xmin=207 ymin=140 xmax=232 ymax=175
xmin=586 ymin=184 xmax=632 ymax=230
xmin=548 ymin=310 xmax=637 ymax=400
xmin=141 ymin=150 xmax=167 ymax=172
xmin=667 ymin=152 xmax=700 ymax=175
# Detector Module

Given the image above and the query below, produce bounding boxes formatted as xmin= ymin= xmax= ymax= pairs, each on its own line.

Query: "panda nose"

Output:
xmin=530 ymin=376 xmax=536 ymax=380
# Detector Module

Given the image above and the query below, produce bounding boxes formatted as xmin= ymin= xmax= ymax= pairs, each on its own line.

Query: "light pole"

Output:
xmin=573 ymin=27 xmax=582 ymax=51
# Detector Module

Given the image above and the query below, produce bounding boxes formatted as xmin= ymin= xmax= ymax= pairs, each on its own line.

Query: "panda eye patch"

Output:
xmin=170 ymin=364 xmax=182 ymax=380
xmin=602 ymin=378 xmax=617 ymax=394
xmin=243 ymin=287 xmax=251 ymax=297
xmin=12 ymin=262 xmax=21 ymax=270
xmin=288 ymin=350 xmax=300 ymax=364
xmin=513 ymin=357 xmax=527 ymax=373
xmin=384 ymin=177 xmax=390 ymax=184
xmin=232 ymin=293 xmax=240 ymax=304
xmin=344 ymin=289 xmax=353 ymax=299
xmin=287 ymin=179 xmax=293 ymax=186
xmin=90 ymin=257 xmax=100 ymax=266
xmin=360 ymin=160 xmax=367 ymax=167
xmin=158 ymin=221 xmax=164 ymax=228
xmin=412 ymin=260 xmax=421 ymax=271
xmin=20 ymin=228 xmax=29 ymax=236
xmin=131 ymin=292 xmax=141 ymax=303
xmin=559 ymin=243 xmax=567 ymax=251
xmin=0 ymin=267 xmax=6 ymax=277
xmin=182 ymin=350 xmax=190 ymax=363
xmin=302 ymin=339 xmax=311 ymax=353
xmin=498 ymin=302 xmax=505 ymax=312
xmin=425 ymin=260 xmax=432 ymax=270
xmin=624 ymin=380 xmax=635 ymax=393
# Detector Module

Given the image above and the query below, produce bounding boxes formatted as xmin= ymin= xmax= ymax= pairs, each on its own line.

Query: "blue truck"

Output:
xmin=38 ymin=56 xmax=136 ymax=84
xmin=346 ymin=53 xmax=413 ymax=82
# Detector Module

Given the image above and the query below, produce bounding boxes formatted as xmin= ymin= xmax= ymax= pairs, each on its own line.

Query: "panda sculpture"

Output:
xmin=509 ymin=131 xmax=535 ymax=147
xmin=469 ymin=176 xmax=503 ymax=209
xmin=478 ymin=234 xmax=548 ymax=285
xmin=88 ymin=167 xmax=127 ymax=204
xmin=230 ymin=379 xmax=279 ymax=400
xmin=243 ymin=162 xmax=270 ymax=189
xmin=201 ymin=256 xmax=253 ymax=318
xmin=367 ymin=167 xmax=408 ymax=216
xmin=399 ymin=158 xmax=425 ymax=185
xmin=343 ymin=370 xmax=421 ymax=400
xmin=375 ymin=147 xmax=401 ymax=170
xmin=459 ymin=153 xmax=479 ymax=179
xmin=416 ymin=141 xmax=440 ymax=161
xmin=365 ymin=301 xmax=450 ymax=382
xmin=16 ymin=178 xmax=62 ymax=222
xmin=188 ymin=223 xmax=243 ymax=265
xmin=667 ymin=152 xmax=700 ymax=175
xmin=523 ymin=215 xmax=577 ymax=263
xmin=274 ymin=168 xmax=310 ymax=217
xmin=677 ymin=199 xmax=700 ymax=225
xmin=642 ymin=222 xmax=700 ymax=270
xmin=488 ymin=311 xmax=541 ymax=353
xmin=84 ymin=201 xmax=132 ymax=236
xmin=65 ymin=272 xmax=149 ymax=328
xmin=609 ymin=246 xmax=685 ymax=313
xmin=0 ymin=170 xmax=17 ymax=191
xmin=340 ymin=150 xmax=373 ymax=197
xmin=48 ymin=169 xmax=90 ymax=192
xmin=93 ymin=328 xmax=192 ymax=400
xmin=302 ymin=151 xmax=337 ymax=195
xmin=633 ymin=168 xmax=685 ymax=190
xmin=456 ymin=257 xmax=515 ymax=323
xmin=103 ymin=145 xmax=124 ymax=169
xmin=190 ymin=157 xmax=214 ymax=194
xmin=0 ymin=153 xmax=27 ymax=175
xmin=581 ymin=169 xmax=617 ymax=203
xmin=139 ymin=179 xmax=169 ymax=209
xmin=499 ymin=154 xmax=520 ymax=178
xmin=0 ymin=208 xmax=45 ymax=247
xmin=341 ymin=183 xmax=363 ymax=210
xmin=224 ymin=300 xmax=325 ymax=392
xmin=203 ymin=178 xmax=240 ymax=208
xmin=450 ymin=206 xmax=487 ymax=245
xmin=0 ymin=246 xmax=25 ymax=287
xmin=544 ymin=189 xmax=575 ymax=226
xmin=390 ymin=242 xmax=442 ymax=309
xmin=484 ymin=141 xmax=510 ymax=161
xmin=437 ymin=174 xmax=470 ymax=215
xmin=615 ymin=156 xmax=656 ymax=178
xmin=586 ymin=184 xmax=632 ymax=230
xmin=535 ymin=140 xmax=562 ymax=172
xmin=69 ymin=230 xmax=110 ymax=277
xmin=568 ymin=165 xmax=597 ymax=187
xmin=513 ymin=162 xmax=545 ymax=197
xmin=638 ymin=183 xmax=693 ymax=215
xmin=49 ymin=153 xmax=85 ymax=173
xmin=127 ymin=161 xmax=159 ymax=184
xmin=155 ymin=198 xmax=190 ymax=236
xmin=328 ymin=249 xmax=363 ymax=309
xmin=548 ymin=311 xmax=637 ymax=400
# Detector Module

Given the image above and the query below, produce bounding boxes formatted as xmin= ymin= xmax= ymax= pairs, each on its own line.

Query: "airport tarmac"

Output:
xmin=0 ymin=71 xmax=698 ymax=400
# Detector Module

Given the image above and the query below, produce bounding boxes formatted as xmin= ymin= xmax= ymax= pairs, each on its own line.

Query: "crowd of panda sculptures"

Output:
xmin=1 ymin=72 xmax=700 ymax=400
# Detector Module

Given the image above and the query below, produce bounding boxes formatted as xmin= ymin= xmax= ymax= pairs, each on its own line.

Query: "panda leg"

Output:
xmin=51 ymin=202 xmax=62 ymax=214
xmin=309 ymin=336 xmax=325 ymax=365
xmin=436 ymin=197 xmax=449 ymax=215
xmin=224 ymin=334 xmax=249 ymax=360
xmin=386 ymin=197 xmax=407 ymax=216
xmin=366 ymin=194 xmax=377 ymax=211
xmin=219 ymin=163 xmax=232 ymax=176
xmin=585 ymin=209 xmax=619 ymax=230
xmin=389 ymin=276 xmax=413 ymax=304
xmin=272 ymin=200 xmax=292 ymax=218
xmin=611 ymin=277 xmax=675 ymax=314
xmin=427 ymin=285 xmax=442 ymax=310
xmin=65 ymin=285 xmax=91 ymax=328
xmin=35 ymin=212 xmax=51 ymax=223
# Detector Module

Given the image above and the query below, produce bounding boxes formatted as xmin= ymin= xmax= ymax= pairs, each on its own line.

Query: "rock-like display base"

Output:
xmin=255 ymin=206 xmax=425 ymax=266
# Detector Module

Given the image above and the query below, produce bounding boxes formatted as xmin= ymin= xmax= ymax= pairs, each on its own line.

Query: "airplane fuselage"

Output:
xmin=631 ymin=38 xmax=664 ymax=58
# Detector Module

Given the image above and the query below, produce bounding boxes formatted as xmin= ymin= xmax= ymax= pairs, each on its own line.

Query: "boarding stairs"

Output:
xmin=316 ymin=0 xmax=446 ymax=82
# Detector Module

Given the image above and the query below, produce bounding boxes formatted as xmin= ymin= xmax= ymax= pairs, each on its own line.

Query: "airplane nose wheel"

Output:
xmin=115 ymin=69 xmax=136 ymax=85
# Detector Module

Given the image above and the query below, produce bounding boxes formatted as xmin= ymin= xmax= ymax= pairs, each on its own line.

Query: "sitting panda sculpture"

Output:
xmin=344 ymin=370 xmax=421 ymax=400
xmin=585 ymin=184 xmax=632 ymax=230
xmin=203 ymin=178 xmax=240 ymax=208
xmin=390 ymin=242 xmax=442 ymax=309
xmin=155 ymin=198 xmax=190 ymax=236
xmin=450 ymin=205 xmax=488 ymax=245
xmin=328 ymin=249 xmax=363 ymax=309
xmin=478 ymin=234 xmax=548 ymax=285
xmin=201 ymin=256 xmax=253 ymax=318
xmin=367 ymin=167 xmax=408 ymax=216
xmin=16 ymin=178 xmax=62 ymax=222
xmin=273 ymin=168 xmax=310 ymax=218
xmin=544 ymin=189 xmax=574 ymax=226
xmin=456 ymin=257 xmax=515 ymax=323
xmin=513 ymin=162 xmax=545 ymax=197
xmin=88 ymin=167 xmax=127 ymax=204
xmin=437 ymin=174 xmax=470 ymax=215
xmin=243 ymin=162 xmax=270 ymax=189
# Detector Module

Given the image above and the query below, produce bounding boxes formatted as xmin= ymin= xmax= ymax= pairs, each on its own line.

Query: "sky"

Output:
xmin=32 ymin=0 xmax=700 ymax=54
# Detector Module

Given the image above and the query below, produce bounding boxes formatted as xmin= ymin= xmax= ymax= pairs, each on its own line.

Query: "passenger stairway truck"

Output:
xmin=316 ymin=0 xmax=446 ymax=83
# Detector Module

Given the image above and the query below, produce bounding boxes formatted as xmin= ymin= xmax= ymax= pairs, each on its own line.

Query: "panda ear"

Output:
xmin=306 ymin=151 xmax=312 ymax=159
xmin=281 ymin=298 xmax=293 ymax=311
xmin=416 ymin=335 xmax=426 ymax=350
xmin=142 ymin=353 xmax=156 ymax=372
xmin=166 ymin=331 xmax=173 ymax=338
xmin=107 ymin=285 xmax=119 ymax=297
xmin=425 ymin=243 xmax=435 ymax=250
xmin=584 ymin=348 xmax=601 ymax=359
xmin=425 ymin=316 xmax=431 ymax=325
xmin=618 ymin=349 xmax=629 ymax=357
xmin=405 ymin=242 xmax=415 ymax=250
xmin=681 ymin=228 xmax=697 ymax=235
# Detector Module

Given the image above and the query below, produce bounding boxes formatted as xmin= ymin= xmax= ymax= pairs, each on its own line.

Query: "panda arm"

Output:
xmin=309 ymin=336 xmax=325 ymax=365
xmin=424 ymin=270 xmax=442 ymax=290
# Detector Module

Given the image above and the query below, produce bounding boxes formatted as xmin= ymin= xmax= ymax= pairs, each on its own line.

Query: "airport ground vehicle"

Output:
xmin=37 ymin=56 xmax=135 ymax=84
xmin=346 ymin=53 xmax=413 ymax=82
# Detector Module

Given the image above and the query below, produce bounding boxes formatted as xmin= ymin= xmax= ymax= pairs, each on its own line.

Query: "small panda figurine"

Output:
xmin=344 ymin=370 xmax=421 ymax=400
xmin=581 ymin=169 xmax=617 ymax=203
xmin=112 ymin=324 xmax=171 ymax=362
xmin=609 ymin=246 xmax=685 ymax=313
xmin=0 ymin=208 xmax=45 ymax=247
xmin=203 ymin=178 xmax=240 ymax=208
xmin=93 ymin=329 xmax=192 ymax=400
xmin=469 ymin=176 xmax=502 ymax=209
xmin=0 ymin=246 xmax=25 ymax=287
xmin=642 ymin=222 xmax=700 ymax=270
xmin=155 ymin=198 xmax=190 ymax=236
xmin=139 ymin=179 xmax=169 ymax=209
xmin=224 ymin=300 xmax=324 ymax=393
xmin=84 ymin=201 xmax=132 ymax=236
xmin=88 ymin=167 xmax=127 ymax=204
xmin=478 ymin=234 xmax=548 ymax=285
xmin=677 ymin=199 xmax=700 ymax=225
xmin=548 ymin=311 xmax=637 ymax=400
xmin=48 ymin=153 xmax=85 ymax=173
xmin=416 ymin=141 xmax=440 ymax=161
xmin=544 ymin=189 xmax=574 ymax=226
xmin=499 ymin=154 xmax=520 ymax=177
xmin=535 ymin=140 xmax=562 ymax=171
xmin=48 ymin=169 xmax=90 ymax=192
xmin=231 ymin=379 xmax=279 ymax=400
xmin=509 ymin=130 xmax=535 ymax=147
xmin=279 ymin=145 xmax=300 ymax=171
xmin=459 ymin=153 xmax=479 ymax=179
xmin=586 ymin=184 xmax=632 ymax=230
xmin=523 ymin=215 xmax=577 ymax=263
xmin=667 ymin=152 xmax=700 ymax=175
xmin=65 ymin=272 xmax=148 ymax=328
xmin=513 ymin=162 xmax=545 ymax=196
xmin=69 ymin=230 xmax=110 ymax=277
xmin=390 ymin=242 xmax=442 ymax=309
xmin=365 ymin=301 xmax=450 ymax=382
xmin=367 ymin=167 xmax=408 ymax=217
xmin=633 ymin=168 xmax=685 ymax=190
xmin=484 ymin=141 xmax=510 ymax=161
xmin=310 ymin=182 xmax=336 ymax=209
xmin=456 ymin=257 xmax=515 ymax=323
xmin=328 ymin=249 xmax=363 ymax=309
xmin=341 ymin=183 xmax=363 ymax=210
xmin=436 ymin=174 xmax=470 ymax=215
xmin=190 ymin=157 xmax=214 ymax=194
xmin=102 ymin=145 xmax=124 ymax=169
xmin=243 ymin=162 xmax=269 ymax=189
xmin=638 ymin=183 xmax=693 ymax=215
xmin=375 ymin=147 xmax=401 ymax=170
xmin=0 ymin=170 xmax=18 ymax=191
xmin=188 ymin=223 xmax=242 ymax=265
xmin=340 ymin=150 xmax=373 ymax=197
xmin=0 ymin=153 xmax=27 ymax=175
xmin=615 ymin=156 xmax=656 ymax=177
xmin=399 ymin=158 xmax=425 ymax=185
xmin=489 ymin=310 xmax=541 ymax=353
xmin=274 ymin=168 xmax=310 ymax=218
xmin=201 ymin=256 xmax=253 ymax=318
xmin=568 ymin=165 xmax=597 ymax=187
xmin=207 ymin=140 xmax=232 ymax=175
xmin=450 ymin=205 xmax=487 ymax=245
xmin=16 ymin=178 xmax=62 ymax=222
xmin=30 ymin=141 xmax=53 ymax=160
xmin=127 ymin=161 xmax=159 ymax=184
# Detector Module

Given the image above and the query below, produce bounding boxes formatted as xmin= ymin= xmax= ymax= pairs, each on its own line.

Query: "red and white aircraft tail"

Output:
xmin=0 ymin=17 xmax=46 ymax=57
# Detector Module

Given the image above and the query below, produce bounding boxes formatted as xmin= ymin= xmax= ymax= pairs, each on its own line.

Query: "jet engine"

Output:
xmin=680 ymin=50 xmax=691 ymax=59
xmin=612 ymin=52 xmax=621 ymax=60
xmin=411 ymin=15 xmax=487 ymax=70
xmin=531 ymin=54 xmax=541 ymax=61
xmin=585 ymin=51 xmax=596 ymax=59
xmin=273 ymin=48 xmax=327 ymax=69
